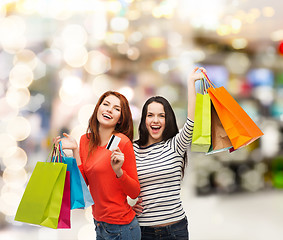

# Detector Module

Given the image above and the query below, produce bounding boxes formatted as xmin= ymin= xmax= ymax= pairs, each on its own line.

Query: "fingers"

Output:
xmin=111 ymin=155 xmax=123 ymax=164
xmin=132 ymin=206 xmax=143 ymax=216
xmin=192 ymin=66 xmax=206 ymax=74
xmin=63 ymin=132 xmax=69 ymax=138
xmin=111 ymin=151 xmax=124 ymax=165
xmin=190 ymin=67 xmax=208 ymax=83
xmin=136 ymin=198 xmax=142 ymax=204
xmin=112 ymin=147 xmax=121 ymax=153
xmin=53 ymin=132 xmax=69 ymax=146
xmin=192 ymin=67 xmax=199 ymax=73
xmin=132 ymin=198 xmax=143 ymax=215
xmin=190 ymin=67 xmax=207 ymax=82
xmin=133 ymin=204 xmax=143 ymax=211
xmin=53 ymin=136 xmax=61 ymax=146
xmin=199 ymin=67 xmax=206 ymax=73
xmin=111 ymin=148 xmax=123 ymax=159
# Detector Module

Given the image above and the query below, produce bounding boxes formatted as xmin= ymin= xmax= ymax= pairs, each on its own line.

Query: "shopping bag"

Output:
xmin=61 ymin=156 xmax=85 ymax=209
xmin=58 ymin=142 xmax=94 ymax=209
xmin=52 ymin=145 xmax=84 ymax=210
xmin=203 ymin=72 xmax=263 ymax=150
xmin=57 ymin=171 xmax=71 ymax=229
xmin=191 ymin=91 xmax=211 ymax=152
xmin=78 ymin=170 xmax=94 ymax=208
xmin=206 ymin=104 xmax=233 ymax=154
xmin=14 ymin=161 xmax=67 ymax=229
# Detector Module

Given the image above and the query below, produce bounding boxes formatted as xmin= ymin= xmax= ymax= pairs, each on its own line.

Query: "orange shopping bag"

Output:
xmin=203 ymin=72 xmax=263 ymax=150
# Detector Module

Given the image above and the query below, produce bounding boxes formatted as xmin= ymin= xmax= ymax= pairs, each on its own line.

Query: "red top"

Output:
xmin=78 ymin=132 xmax=140 ymax=224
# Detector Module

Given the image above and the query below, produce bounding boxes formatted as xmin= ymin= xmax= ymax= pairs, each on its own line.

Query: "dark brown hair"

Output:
xmin=135 ymin=96 xmax=187 ymax=178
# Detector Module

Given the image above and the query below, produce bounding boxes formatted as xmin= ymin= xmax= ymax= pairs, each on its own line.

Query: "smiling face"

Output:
xmin=145 ymin=101 xmax=166 ymax=146
xmin=97 ymin=94 xmax=121 ymax=129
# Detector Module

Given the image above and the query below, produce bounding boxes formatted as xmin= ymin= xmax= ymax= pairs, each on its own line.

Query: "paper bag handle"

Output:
xmin=201 ymin=71 xmax=217 ymax=89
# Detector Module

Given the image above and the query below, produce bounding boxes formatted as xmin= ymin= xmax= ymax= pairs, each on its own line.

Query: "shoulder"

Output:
xmin=133 ymin=141 xmax=140 ymax=152
xmin=115 ymin=132 xmax=131 ymax=143
xmin=133 ymin=141 xmax=139 ymax=147
xmin=115 ymin=133 xmax=132 ymax=148
xmin=80 ymin=133 xmax=89 ymax=145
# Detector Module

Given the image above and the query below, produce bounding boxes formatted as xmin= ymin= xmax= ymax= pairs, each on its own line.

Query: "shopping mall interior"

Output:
xmin=0 ymin=0 xmax=283 ymax=239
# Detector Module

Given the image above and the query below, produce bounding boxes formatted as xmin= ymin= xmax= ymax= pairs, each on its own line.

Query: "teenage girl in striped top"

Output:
xmin=132 ymin=67 xmax=207 ymax=240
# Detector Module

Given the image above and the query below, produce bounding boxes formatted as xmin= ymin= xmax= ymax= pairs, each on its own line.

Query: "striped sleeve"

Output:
xmin=173 ymin=118 xmax=194 ymax=156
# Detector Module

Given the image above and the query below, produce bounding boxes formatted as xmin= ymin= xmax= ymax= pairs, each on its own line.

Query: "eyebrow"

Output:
xmin=104 ymin=100 xmax=121 ymax=108
xmin=147 ymin=111 xmax=165 ymax=114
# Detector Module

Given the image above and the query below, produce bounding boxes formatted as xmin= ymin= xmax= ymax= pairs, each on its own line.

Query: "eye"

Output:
xmin=160 ymin=114 xmax=165 ymax=118
xmin=115 ymin=108 xmax=121 ymax=112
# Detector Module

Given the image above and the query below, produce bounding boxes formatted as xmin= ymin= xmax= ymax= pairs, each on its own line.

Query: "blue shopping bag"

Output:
xmin=78 ymin=170 xmax=94 ymax=208
xmin=61 ymin=156 xmax=85 ymax=209
xmin=52 ymin=144 xmax=84 ymax=209
xmin=58 ymin=142 xmax=94 ymax=209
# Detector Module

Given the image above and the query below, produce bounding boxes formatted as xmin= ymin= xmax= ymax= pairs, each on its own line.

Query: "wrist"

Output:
xmin=72 ymin=147 xmax=79 ymax=154
xmin=188 ymin=76 xmax=197 ymax=84
xmin=116 ymin=169 xmax=123 ymax=178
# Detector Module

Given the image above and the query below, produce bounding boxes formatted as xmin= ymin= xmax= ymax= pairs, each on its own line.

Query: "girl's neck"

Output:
xmin=98 ymin=126 xmax=115 ymax=146
xmin=144 ymin=138 xmax=160 ymax=147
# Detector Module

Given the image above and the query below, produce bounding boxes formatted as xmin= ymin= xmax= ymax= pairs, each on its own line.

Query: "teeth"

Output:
xmin=151 ymin=126 xmax=161 ymax=129
xmin=103 ymin=114 xmax=112 ymax=119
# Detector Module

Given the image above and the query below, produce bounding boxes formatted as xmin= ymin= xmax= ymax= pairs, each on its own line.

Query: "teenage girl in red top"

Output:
xmin=54 ymin=91 xmax=141 ymax=240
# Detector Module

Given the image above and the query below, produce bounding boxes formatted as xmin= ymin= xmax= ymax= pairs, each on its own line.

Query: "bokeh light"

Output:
xmin=59 ymin=75 xmax=83 ymax=106
xmin=63 ymin=45 xmax=88 ymax=68
xmin=5 ymin=87 xmax=30 ymax=109
xmin=2 ymin=147 xmax=28 ymax=170
xmin=61 ymin=24 xmax=88 ymax=46
xmin=2 ymin=168 xmax=28 ymax=188
xmin=110 ymin=17 xmax=129 ymax=32
xmin=9 ymin=64 xmax=33 ymax=88
xmin=78 ymin=104 xmax=95 ymax=127
xmin=84 ymin=50 xmax=111 ymax=75
xmin=0 ymin=15 xmax=26 ymax=53
xmin=91 ymin=74 xmax=112 ymax=97
xmin=6 ymin=116 xmax=31 ymax=141
xmin=118 ymin=86 xmax=134 ymax=102
xmin=13 ymin=49 xmax=37 ymax=69
xmin=0 ymin=133 xmax=17 ymax=158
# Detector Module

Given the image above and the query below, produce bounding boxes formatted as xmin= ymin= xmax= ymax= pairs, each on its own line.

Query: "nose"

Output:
xmin=153 ymin=115 xmax=159 ymax=122
xmin=106 ymin=107 xmax=113 ymax=113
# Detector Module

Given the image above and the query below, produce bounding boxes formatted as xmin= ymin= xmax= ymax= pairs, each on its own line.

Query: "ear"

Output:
xmin=117 ymin=117 xmax=122 ymax=125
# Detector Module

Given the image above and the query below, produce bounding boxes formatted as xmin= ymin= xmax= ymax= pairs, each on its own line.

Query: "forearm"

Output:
xmin=118 ymin=170 xmax=140 ymax=199
xmin=187 ymin=78 xmax=197 ymax=120
xmin=73 ymin=147 xmax=82 ymax=165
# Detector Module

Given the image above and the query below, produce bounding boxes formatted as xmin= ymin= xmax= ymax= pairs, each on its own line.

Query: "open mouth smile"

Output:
xmin=102 ymin=113 xmax=113 ymax=120
xmin=151 ymin=125 xmax=161 ymax=133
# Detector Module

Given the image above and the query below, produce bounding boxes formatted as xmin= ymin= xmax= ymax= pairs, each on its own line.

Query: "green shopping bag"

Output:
xmin=191 ymin=90 xmax=211 ymax=152
xmin=15 ymin=158 xmax=67 ymax=228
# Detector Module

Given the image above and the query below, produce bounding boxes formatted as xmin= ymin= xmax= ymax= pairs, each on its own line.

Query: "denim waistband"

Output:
xmin=140 ymin=217 xmax=187 ymax=232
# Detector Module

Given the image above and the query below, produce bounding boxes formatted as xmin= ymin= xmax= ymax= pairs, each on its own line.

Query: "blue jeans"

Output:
xmin=94 ymin=217 xmax=141 ymax=240
xmin=140 ymin=217 xmax=189 ymax=240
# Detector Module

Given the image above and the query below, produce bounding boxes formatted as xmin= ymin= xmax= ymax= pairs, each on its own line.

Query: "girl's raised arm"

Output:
xmin=187 ymin=67 xmax=207 ymax=120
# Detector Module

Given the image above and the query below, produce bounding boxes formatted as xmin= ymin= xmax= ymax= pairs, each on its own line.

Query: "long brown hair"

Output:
xmin=86 ymin=91 xmax=133 ymax=153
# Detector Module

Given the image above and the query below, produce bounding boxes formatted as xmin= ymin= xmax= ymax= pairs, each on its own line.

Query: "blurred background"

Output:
xmin=0 ymin=0 xmax=283 ymax=239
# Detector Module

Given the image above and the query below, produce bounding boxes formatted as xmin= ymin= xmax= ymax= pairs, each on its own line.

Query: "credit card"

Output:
xmin=106 ymin=135 xmax=121 ymax=151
